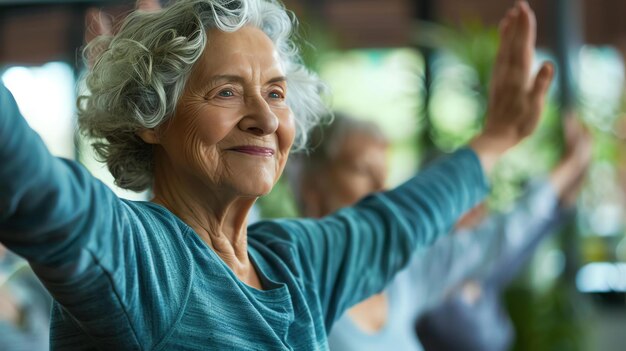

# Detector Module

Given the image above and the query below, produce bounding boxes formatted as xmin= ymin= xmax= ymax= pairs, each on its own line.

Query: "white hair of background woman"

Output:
xmin=78 ymin=0 xmax=328 ymax=191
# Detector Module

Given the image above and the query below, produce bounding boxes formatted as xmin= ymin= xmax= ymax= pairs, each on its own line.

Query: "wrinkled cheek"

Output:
xmin=183 ymin=131 xmax=220 ymax=181
xmin=196 ymin=118 xmax=236 ymax=146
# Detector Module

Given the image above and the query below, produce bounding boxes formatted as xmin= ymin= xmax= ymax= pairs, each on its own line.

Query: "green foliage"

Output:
xmin=441 ymin=20 xmax=500 ymax=96
xmin=256 ymin=176 xmax=299 ymax=219
xmin=504 ymin=282 xmax=588 ymax=351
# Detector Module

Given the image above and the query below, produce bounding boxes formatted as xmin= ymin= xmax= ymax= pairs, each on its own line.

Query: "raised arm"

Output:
xmin=0 ymin=84 xmax=122 ymax=273
xmin=266 ymin=1 xmax=553 ymax=328
xmin=386 ymin=177 xmax=563 ymax=321
xmin=0 ymin=82 xmax=191 ymax=349
xmin=412 ymin=115 xmax=592 ymax=309
xmin=458 ymin=179 xmax=560 ymax=286
xmin=479 ymin=115 xmax=592 ymax=285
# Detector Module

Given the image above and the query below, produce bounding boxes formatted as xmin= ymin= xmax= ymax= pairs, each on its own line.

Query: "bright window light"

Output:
xmin=576 ymin=262 xmax=626 ymax=293
xmin=2 ymin=62 xmax=76 ymax=159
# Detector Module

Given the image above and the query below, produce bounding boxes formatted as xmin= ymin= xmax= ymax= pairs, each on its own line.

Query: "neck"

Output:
xmin=151 ymin=150 xmax=258 ymax=284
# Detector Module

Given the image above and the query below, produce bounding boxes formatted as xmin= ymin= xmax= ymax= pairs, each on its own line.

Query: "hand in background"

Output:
xmin=550 ymin=114 xmax=593 ymax=207
xmin=470 ymin=1 xmax=554 ymax=172
xmin=0 ymin=288 xmax=20 ymax=326
xmin=135 ymin=0 xmax=162 ymax=11
xmin=84 ymin=0 xmax=162 ymax=67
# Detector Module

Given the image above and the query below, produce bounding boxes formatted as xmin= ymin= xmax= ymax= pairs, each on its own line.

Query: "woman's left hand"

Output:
xmin=470 ymin=1 xmax=554 ymax=172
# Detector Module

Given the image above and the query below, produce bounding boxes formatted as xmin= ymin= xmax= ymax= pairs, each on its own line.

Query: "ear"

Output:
xmin=136 ymin=129 xmax=160 ymax=144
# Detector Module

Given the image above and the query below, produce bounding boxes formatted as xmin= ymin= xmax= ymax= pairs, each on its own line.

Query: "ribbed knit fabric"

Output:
xmin=327 ymin=180 xmax=558 ymax=351
xmin=0 ymin=83 xmax=488 ymax=350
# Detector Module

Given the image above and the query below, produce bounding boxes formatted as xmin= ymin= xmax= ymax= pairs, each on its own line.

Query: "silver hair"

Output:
xmin=78 ymin=0 xmax=328 ymax=191
xmin=304 ymin=112 xmax=387 ymax=164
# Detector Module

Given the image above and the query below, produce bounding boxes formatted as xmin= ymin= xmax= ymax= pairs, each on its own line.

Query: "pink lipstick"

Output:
xmin=228 ymin=146 xmax=275 ymax=156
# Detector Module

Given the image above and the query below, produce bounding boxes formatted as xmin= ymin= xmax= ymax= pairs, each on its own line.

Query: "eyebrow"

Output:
xmin=208 ymin=74 xmax=287 ymax=86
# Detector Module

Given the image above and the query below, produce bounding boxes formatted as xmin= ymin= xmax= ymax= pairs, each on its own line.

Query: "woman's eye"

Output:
xmin=269 ymin=91 xmax=284 ymax=99
xmin=217 ymin=90 xmax=234 ymax=98
xmin=345 ymin=163 xmax=366 ymax=175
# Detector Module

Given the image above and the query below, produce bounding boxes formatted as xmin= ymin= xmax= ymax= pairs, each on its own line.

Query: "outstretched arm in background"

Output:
xmin=400 ymin=117 xmax=591 ymax=315
xmin=450 ymin=114 xmax=592 ymax=289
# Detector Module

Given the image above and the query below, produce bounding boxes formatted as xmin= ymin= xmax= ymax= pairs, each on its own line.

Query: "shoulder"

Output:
xmin=87 ymin=199 xmax=193 ymax=273
xmin=247 ymin=218 xmax=326 ymax=276
xmin=248 ymin=218 xmax=318 ymax=242
xmin=118 ymin=200 xmax=193 ymax=251
xmin=248 ymin=214 xmax=359 ymax=248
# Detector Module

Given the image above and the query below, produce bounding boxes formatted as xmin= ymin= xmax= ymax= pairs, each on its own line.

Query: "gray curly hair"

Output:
xmin=78 ymin=0 xmax=328 ymax=191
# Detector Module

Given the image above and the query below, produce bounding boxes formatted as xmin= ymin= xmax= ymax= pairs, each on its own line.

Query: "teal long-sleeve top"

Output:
xmin=0 ymin=83 xmax=489 ymax=350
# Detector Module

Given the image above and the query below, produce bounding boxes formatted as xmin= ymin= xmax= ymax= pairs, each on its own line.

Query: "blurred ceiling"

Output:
xmin=1 ymin=0 xmax=626 ymax=66
xmin=0 ymin=0 xmax=111 ymax=4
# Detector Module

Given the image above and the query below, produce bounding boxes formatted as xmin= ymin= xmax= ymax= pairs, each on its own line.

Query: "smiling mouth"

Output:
xmin=227 ymin=146 xmax=276 ymax=156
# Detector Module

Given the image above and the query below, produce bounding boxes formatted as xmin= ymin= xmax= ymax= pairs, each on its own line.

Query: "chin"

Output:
xmin=238 ymin=183 xmax=274 ymax=197
xmin=232 ymin=174 xmax=277 ymax=197
xmin=229 ymin=163 xmax=281 ymax=194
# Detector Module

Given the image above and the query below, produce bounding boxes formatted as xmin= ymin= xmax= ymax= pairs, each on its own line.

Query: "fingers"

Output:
xmin=560 ymin=115 xmax=593 ymax=179
xmin=136 ymin=0 xmax=162 ymax=11
xmin=504 ymin=2 xmax=536 ymax=89
xmin=529 ymin=62 xmax=554 ymax=111
xmin=85 ymin=8 xmax=111 ymax=41
xmin=563 ymin=117 xmax=583 ymax=156
xmin=516 ymin=1 xmax=537 ymax=75
xmin=479 ymin=2 xmax=552 ymax=159
xmin=575 ymin=122 xmax=593 ymax=158
xmin=563 ymin=115 xmax=580 ymax=142
xmin=493 ymin=6 xmax=520 ymax=78
xmin=565 ymin=115 xmax=589 ymax=141
xmin=493 ymin=2 xmax=537 ymax=92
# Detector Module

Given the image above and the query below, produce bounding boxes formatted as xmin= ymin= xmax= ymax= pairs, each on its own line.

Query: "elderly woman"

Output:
xmin=0 ymin=0 xmax=552 ymax=349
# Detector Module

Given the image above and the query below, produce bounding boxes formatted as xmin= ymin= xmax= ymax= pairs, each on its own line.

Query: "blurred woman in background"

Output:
xmin=416 ymin=114 xmax=592 ymax=351
xmin=289 ymin=113 xmax=590 ymax=351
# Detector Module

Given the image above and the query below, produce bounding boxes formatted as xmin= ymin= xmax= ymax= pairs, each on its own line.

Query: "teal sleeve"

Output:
xmin=258 ymin=149 xmax=489 ymax=329
xmin=396 ymin=179 xmax=558 ymax=317
xmin=0 ymin=84 xmax=188 ymax=348
xmin=0 ymin=83 xmax=123 ymax=278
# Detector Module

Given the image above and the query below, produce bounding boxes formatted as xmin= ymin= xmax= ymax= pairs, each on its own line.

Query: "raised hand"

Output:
xmin=470 ymin=1 xmax=555 ymax=172
xmin=550 ymin=114 xmax=593 ymax=206
xmin=84 ymin=0 xmax=162 ymax=68
xmin=86 ymin=0 xmax=161 ymax=40
xmin=84 ymin=8 xmax=111 ymax=43
xmin=136 ymin=0 xmax=162 ymax=11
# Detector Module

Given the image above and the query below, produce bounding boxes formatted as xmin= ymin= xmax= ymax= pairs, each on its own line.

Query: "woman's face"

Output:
xmin=154 ymin=26 xmax=295 ymax=197
xmin=316 ymin=132 xmax=388 ymax=214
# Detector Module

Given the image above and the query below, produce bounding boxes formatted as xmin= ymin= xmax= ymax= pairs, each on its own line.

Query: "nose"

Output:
xmin=372 ymin=177 xmax=385 ymax=192
xmin=239 ymin=94 xmax=279 ymax=136
xmin=372 ymin=167 xmax=387 ymax=191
